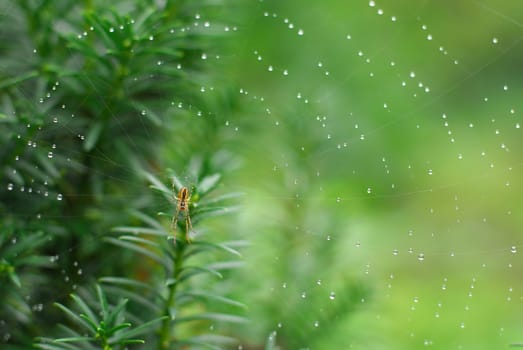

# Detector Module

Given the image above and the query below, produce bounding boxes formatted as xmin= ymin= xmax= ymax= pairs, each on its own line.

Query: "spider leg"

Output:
xmin=185 ymin=213 xmax=193 ymax=243
xmin=171 ymin=206 xmax=180 ymax=243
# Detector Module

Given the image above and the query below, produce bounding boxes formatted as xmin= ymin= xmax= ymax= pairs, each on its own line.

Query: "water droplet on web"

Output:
xmin=329 ymin=292 xmax=336 ymax=300
xmin=510 ymin=246 xmax=517 ymax=254
xmin=492 ymin=37 xmax=498 ymax=44
xmin=47 ymin=152 xmax=53 ymax=159
xmin=57 ymin=194 xmax=63 ymax=201
xmin=418 ymin=253 xmax=425 ymax=261
xmin=7 ymin=183 xmax=13 ymax=191
xmin=301 ymin=291 xmax=307 ymax=298
xmin=313 ymin=320 xmax=319 ymax=327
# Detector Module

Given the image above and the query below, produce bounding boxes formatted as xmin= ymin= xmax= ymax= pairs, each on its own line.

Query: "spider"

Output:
xmin=171 ymin=186 xmax=193 ymax=243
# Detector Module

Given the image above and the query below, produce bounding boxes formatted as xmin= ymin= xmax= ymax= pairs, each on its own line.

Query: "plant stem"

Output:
xmin=158 ymin=242 xmax=185 ymax=350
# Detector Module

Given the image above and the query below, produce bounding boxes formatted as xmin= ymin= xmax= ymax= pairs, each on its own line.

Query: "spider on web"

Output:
xmin=171 ymin=185 xmax=193 ymax=243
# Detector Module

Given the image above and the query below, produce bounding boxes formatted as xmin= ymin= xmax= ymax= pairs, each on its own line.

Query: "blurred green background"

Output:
xmin=225 ymin=0 xmax=523 ymax=349
xmin=1 ymin=0 xmax=523 ymax=349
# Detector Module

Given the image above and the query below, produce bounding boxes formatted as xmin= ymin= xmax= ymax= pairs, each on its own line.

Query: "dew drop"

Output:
xmin=329 ymin=292 xmax=336 ymax=300
xmin=47 ymin=152 xmax=53 ymax=159
xmin=57 ymin=193 xmax=63 ymax=201
xmin=7 ymin=183 xmax=13 ymax=191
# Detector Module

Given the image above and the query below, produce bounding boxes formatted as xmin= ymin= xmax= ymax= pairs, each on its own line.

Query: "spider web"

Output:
xmin=2 ymin=0 xmax=523 ymax=349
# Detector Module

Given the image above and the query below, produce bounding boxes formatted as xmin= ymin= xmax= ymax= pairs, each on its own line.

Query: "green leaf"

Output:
xmin=34 ymin=338 xmax=80 ymax=350
xmin=142 ymin=170 xmax=171 ymax=196
xmin=207 ymin=261 xmax=245 ymax=271
xmin=99 ymin=277 xmax=155 ymax=294
xmin=54 ymin=302 xmax=93 ymax=332
xmin=95 ymin=285 xmax=109 ymax=321
xmin=114 ymin=338 xmax=145 ymax=345
xmin=178 ymin=291 xmax=246 ymax=309
xmin=130 ymin=101 xmax=162 ymax=126
xmin=198 ymin=174 xmax=221 ymax=195
xmin=104 ymin=237 xmax=166 ymax=267
xmin=199 ymin=192 xmax=245 ymax=206
xmin=112 ymin=226 xmax=166 ymax=236
xmin=106 ymin=298 xmax=129 ymax=328
xmin=5 ymin=232 xmax=47 ymax=258
xmin=130 ymin=209 xmax=166 ymax=231
xmin=54 ymin=336 xmax=94 ymax=343
xmin=186 ymin=334 xmax=238 ymax=346
xmin=15 ymin=255 xmax=56 ymax=268
xmin=192 ymin=205 xmax=241 ymax=219
xmin=79 ymin=314 xmax=98 ymax=333
xmin=0 ymin=70 xmax=38 ymax=90
xmin=179 ymin=266 xmax=223 ymax=282
xmin=35 ymin=152 xmax=60 ymax=179
xmin=110 ymin=316 xmax=167 ymax=341
xmin=174 ymin=312 xmax=248 ymax=325
xmin=166 ymin=169 xmax=185 ymax=193
xmin=106 ymin=322 xmax=131 ymax=334
xmin=8 ymin=270 xmax=21 ymax=288
xmin=190 ymin=241 xmax=242 ymax=257
xmin=265 ymin=332 xmax=278 ymax=350
xmin=84 ymin=121 xmax=104 ymax=152
xmin=102 ymin=285 xmax=161 ymax=314
xmin=70 ymin=294 xmax=99 ymax=326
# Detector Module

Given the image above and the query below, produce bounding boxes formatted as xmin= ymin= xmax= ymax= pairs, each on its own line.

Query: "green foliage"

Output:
xmin=0 ymin=228 xmax=54 ymax=340
xmin=99 ymin=170 xmax=246 ymax=349
xmin=0 ymin=0 xmax=374 ymax=349
xmin=35 ymin=285 xmax=156 ymax=350
xmin=0 ymin=0 xmax=238 ymax=348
